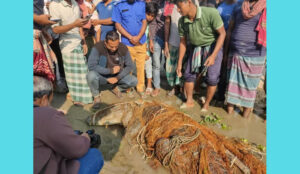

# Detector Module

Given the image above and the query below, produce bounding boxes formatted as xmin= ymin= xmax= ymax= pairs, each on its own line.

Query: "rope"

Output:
xmin=162 ymin=129 xmax=201 ymax=167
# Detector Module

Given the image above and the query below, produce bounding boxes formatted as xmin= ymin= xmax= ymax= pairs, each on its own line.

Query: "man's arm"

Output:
xmin=92 ymin=18 xmax=114 ymax=25
xmin=115 ymin=23 xmax=133 ymax=40
xmin=52 ymin=19 xmax=88 ymax=34
xmin=176 ymin=36 xmax=187 ymax=77
xmin=33 ymin=14 xmax=56 ymax=25
xmin=204 ymin=26 xmax=226 ymax=66
xmin=40 ymin=110 xmax=90 ymax=159
xmin=88 ymin=47 xmax=113 ymax=75
xmin=116 ymin=51 xmax=134 ymax=80
xmin=164 ymin=16 xmax=171 ymax=58
xmin=131 ymin=19 xmax=147 ymax=45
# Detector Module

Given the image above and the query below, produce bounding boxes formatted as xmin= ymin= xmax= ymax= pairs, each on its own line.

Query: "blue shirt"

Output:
xmin=112 ymin=0 xmax=146 ymax=46
xmin=96 ymin=0 xmax=118 ymax=40
xmin=217 ymin=0 xmax=241 ymax=30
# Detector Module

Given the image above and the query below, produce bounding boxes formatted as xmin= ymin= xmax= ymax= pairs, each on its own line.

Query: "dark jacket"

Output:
xmin=88 ymin=41 xmax=134 ymax=80
xmin=34 ymin=106 xmax=90 ymax=174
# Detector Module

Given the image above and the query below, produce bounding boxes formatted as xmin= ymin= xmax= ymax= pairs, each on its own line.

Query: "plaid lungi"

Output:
xmin=62 ymin=45 xmax=93 ymax=104
xmin=166 ymin=45 xmax=181 ymax=87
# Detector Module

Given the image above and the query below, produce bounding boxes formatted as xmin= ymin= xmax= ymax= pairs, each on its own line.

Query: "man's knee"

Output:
xmin=206 ymin=76 xmax=219 ymax=86
xmin=87 ymin=71 xmax=99 ymax=83
xmin=121 ymin=75 xmax=137 ymax=87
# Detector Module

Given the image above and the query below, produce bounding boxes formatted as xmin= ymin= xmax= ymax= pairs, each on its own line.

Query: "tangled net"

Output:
xmin=89 ymin=101 xmax=266 ymax=174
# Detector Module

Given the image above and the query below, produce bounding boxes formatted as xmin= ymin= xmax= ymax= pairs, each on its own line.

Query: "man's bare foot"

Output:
xmin=227 ymin=104 xmax=234 ymax=114
xmin=151 ymin=88 xmax=160 ymax=97
xmin=243 ymin=107 xmax=252 ymax=119
xmin=92 ymin=95 xmax=101 ymax=109
xmin=180 ymin=102 xmax=194 ymax=109
xmin=112 ymin=87 xmax=123 ymax=98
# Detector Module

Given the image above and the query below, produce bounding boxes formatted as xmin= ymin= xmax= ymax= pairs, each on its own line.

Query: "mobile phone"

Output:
xmin=51 ymin=19 xmax=61 ymax=23
xmin=85 ymin=14 xmax=92 ymax=20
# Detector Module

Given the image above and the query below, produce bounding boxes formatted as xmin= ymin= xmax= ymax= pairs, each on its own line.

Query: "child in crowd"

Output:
xmin=145 ymin=2 xmax=159 ymax=95
xmin=164 ymin=1 xmax=183 ymax=96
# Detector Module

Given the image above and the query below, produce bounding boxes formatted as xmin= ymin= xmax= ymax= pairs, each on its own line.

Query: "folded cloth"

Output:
xmin=256 ymin=8 xmax=266 ymax=47
xmin=191 ymin=45 xmax=211 ymax=73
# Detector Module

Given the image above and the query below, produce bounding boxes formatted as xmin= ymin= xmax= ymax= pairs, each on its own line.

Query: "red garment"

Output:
xmin=256 ymin=8 xmax=266 ymax=47
xmin=33 ymin=48 xmax=55 ymax=82
xmin=163 ymin=1 xmax=174 ymax=16
xmin=77 ymin=0 xmax=92 ymax=29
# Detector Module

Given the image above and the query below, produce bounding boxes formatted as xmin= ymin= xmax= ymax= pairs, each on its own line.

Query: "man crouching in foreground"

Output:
xmin=34 ymin=76 xmax=104 ymax=174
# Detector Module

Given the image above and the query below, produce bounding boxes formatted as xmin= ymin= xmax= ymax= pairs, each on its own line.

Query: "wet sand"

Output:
xmin=51 ymin=75 xmax=266 ymax=174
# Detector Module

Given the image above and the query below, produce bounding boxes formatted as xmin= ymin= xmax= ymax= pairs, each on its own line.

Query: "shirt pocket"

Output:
xmin=121 ymin=10 xmax=133 ymax=22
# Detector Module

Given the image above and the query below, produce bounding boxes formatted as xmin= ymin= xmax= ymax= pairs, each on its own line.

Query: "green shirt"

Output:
xmin=178 ymin=6 xmax=224 ymax=46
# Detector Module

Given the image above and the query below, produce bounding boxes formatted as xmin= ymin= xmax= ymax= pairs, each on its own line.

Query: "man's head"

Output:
xmin=105 ymin=31 xmax=120 ymax=53
xmin=34 ymin=76 xmax=53 ymax=107
xmin=146 ymin=2 xmax=158 ymax=22
xmin=127 ymin=0 xmax=136 ymax=4
xmin=175 ymin=0 xmax=194 ymax=16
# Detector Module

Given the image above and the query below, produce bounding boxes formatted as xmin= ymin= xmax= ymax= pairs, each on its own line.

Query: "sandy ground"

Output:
xmin=51 ymin=74 xmax=266 ymax=174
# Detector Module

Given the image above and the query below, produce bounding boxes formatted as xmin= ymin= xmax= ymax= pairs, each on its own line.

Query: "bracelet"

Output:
xmin=81 ymin=40 xmax=86 ymax=45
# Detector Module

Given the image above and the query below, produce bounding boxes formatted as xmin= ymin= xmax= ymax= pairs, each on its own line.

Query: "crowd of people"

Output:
xmin=33 ymin=0 xmax=266 ymax=173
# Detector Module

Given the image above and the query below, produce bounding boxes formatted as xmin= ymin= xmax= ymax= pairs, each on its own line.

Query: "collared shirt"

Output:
xmin=178 ymin=6 xmax=223 ymax=46
xmin=112 ymin=0 xmax=146 ymax=46
xmin=96 ymin=0 xmax=117 ymax=40
xmin=50 ymin=0 xmax=82 ymax=53
xmin=148 ymin=0 xmax=165 ymax=41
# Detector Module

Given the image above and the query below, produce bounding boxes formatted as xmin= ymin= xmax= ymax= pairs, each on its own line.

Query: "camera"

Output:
xmin=74 ymin=129 xmax=101 ymax=148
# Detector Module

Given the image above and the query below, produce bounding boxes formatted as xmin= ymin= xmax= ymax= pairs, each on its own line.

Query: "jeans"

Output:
xmin=78 ymin=148 xmax=104 ymax=174
xmin=87 ymin=71 xmax=138 ymax=96
xmin=145 ymin=56 xmax=152 ymax=79
xmin=152 ymin=36 xmax=164 ymax=89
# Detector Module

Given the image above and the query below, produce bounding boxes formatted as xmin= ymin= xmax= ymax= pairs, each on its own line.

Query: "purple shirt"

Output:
xmin=230 ymin=2 xmax=266 ymax=57
xmin=34 ymin=106 xmax=90 ymax=174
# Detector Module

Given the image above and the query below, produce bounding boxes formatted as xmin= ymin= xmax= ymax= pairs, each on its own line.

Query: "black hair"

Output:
xmin=105 ymin=30 xmax=120 ymax=41
xmin=146 ymin=2 xmax=159 ymax=16
xmin=174 ymin=0 xmax=189 ymax=4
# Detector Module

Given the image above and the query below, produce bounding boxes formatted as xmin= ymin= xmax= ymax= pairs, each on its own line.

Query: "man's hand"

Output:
xmin=82 ymin=44 xmax=88 ymax=55
xmin=204 ymin=55 xmax=216 ymax=67
xmin=145 ymin=55 xmax=150 ymax=61
xmin=107 ymin=77 xmax=118 ymax=84
xmin=130 ymin=36 xmax=140 ymax=45
xmin=112 ymin=66 xmax=121 ymax=74
xmin=34 ymin=14 xmax=56 ymax=25
xmin=164 ymin=43 xmax=170 ymax=59
xmin=81 ymin=133 xmax=91 ymax=142
xmin=176 ymin=64 xmax=182 ymax=78
xmin=91 ymin=19 xmax=100 ymax=26
xmin=73 ymin=18 xmax=89 ymax=28
xmin=149 ymin=40 xmax=154 ymax=53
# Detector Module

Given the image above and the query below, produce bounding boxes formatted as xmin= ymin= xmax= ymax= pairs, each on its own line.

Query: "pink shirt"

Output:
xmin=77 ymin=0 xmax=92 ymax=29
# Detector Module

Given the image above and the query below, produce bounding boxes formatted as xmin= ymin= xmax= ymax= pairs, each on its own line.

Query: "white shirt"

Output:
xmin=49 ymin=0 xmax=82 ymax=53
xmin=168 ymin=6 xmax=181 ymax=47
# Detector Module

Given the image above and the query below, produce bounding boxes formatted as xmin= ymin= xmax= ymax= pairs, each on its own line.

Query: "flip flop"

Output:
xmin=145 ymin=87 xmax=153 ymax=95
xmin=200 ymin=108 xmax=208 ymax=112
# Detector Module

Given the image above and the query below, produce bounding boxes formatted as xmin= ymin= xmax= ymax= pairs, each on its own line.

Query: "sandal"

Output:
xmin=167 ymin=89 xmax=175 ymax=97
xmin=145 ymin=87 xmax=153 ymax=95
